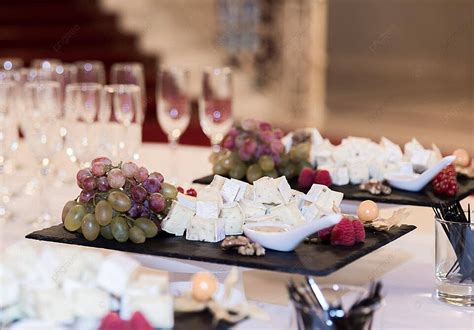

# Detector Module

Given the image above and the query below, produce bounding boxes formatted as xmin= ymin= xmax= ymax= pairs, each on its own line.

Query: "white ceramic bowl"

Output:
xmin=243 ymin=214 xmax=342 ymax=252
xmin=385 ymin=155 xmax=456 ymax=192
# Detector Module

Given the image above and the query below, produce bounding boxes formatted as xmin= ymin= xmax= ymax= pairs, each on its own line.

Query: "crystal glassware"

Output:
xmin=0 ymin=81 xmax=21 ymax=221
xmin=103 ymin=84 xmax=141 ymax=161
xmin=31 ymin=58 xmax=61 ymax=71
xmin=64 ymin=83 xmax=103 ymax=168
xmin=435 ymin=216 xmax=474 ymax=306
xmin=22 ymin=81 xmax=63 ymax=227
xmin=199 ymin=67 xmax=233 ymax=152
xmin=157 ymin=67 xmax=191 ymax=147
xmin=110 ymin=62 xmax=146 ymax=160
xmin=75 ymin=60 xmax=106 ymax=84
xmin=0 ymin=57 xmax=24 ymax=71
xmin=110 ymin=62 xmax=146 ymax=122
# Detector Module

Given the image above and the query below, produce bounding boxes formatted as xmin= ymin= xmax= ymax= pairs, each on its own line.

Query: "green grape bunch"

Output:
xmin=62 ymin=157 xmax=177 ymax=244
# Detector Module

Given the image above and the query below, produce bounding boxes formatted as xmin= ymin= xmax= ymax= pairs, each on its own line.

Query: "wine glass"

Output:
xmin=0 ymin=81 xmax=20 ymax=221
xmin=0 ymin=58 xmax=23 ymax=71
xmin=22 ymin=81 xmax=63 ymax=227
xmin=31 ymin=58 xmax=61 ymax=71
xmin=157 ymin=67 xmax=191 ymax=148
xmin=74 ymin=60 xmax=106 ymax=84
xmin=110 ymin=62 xmax=146 ymax=160
xmin=64 ymin=83 xmax=103 ymax=168
xmin=199 ymin=67 xmax=233 ymax=152
xmin=103 ymin=84 xmax=141 ymax=161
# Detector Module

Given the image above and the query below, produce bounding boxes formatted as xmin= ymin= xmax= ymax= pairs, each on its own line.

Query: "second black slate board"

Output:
xmin=26 ymin=224 xmax=416 ymax=276
xmin=192 ymin=174 xmax=474 ymax=207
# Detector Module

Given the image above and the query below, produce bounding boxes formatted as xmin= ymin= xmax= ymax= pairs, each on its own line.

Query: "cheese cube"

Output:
xmin=97 ymin=253 xmax=139 ymax=297
xmin=301 ymin=203 xmax=323 ymax=222
xmin=161 ymin=201 xmax=195 ymax=236
xmin=331 ymin=144 xmax=353 ymax=165
xmin=398 ymin=162 xmax=414 ymax=175
xmin=220 ymin=179 xmax=242 ymax=203
xmin=253 ymin=177 xmax=283 ymax=204
xmin=268 ymin=201 xmax=306 ymax=226
xmin=276 ymin=176 xmax=292 ymax=204
xmin=33 ymin=289 xmax=74 ymax=323
xmin=121 ymin=294 xmax=174 ymax=329
xmin=196 ymin=188 xmax=222 ymax=219
xmin=239 ymin=199 xmax=267 ymax=218
xmin=380 ymin=137 xmax=403 ymax=163
xmin=209 ymin=175 xmax=227 ymax=190
xmin=305 ymin=184 xmax=344 ymax=212
xmin=347 ymin=158 xmax=369 ymax=184
xmin=220 ymin=202 xmax=245 ymax=235
xmin=72 ymin=288 xmax=110 ymax=319
xmin=333 ymin=166 xmax=349 ymax=186
xmin=176 ymin=192 xmax=197 ymax=210
xmin=289 ymin=189 xmax=306 ymax=209
xmin=410 ymin=149 xmax=431 ymax=172
xmin=230 ymin=179 xmax=251 ymax=202
xmin=368 ymin=161 xmax=385 ymax=181
xmin=186 ymin=216 xmax=225 ymax=242
xmin=404 ymin=138 xmax=424 ymax=161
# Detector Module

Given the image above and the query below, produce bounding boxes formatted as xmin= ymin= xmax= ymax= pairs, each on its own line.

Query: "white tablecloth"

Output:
xmin=1 ymin=142 xmax=473 ymax=329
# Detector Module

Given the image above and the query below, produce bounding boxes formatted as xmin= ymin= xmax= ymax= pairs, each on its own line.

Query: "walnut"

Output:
xmin=221 ymin=236 xmax=250 ymax=249
xmin=359 ymin=180 xmax=392 ymax=195
xmin=237 ymin=242 xmax=265 ymax=256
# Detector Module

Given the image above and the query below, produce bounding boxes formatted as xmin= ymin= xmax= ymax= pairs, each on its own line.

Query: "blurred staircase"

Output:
xmin=0 ymin=0 xmax=209 ymax=146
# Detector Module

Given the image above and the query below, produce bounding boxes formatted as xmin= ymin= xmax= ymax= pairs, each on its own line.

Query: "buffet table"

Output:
xmin=1 ymin=142 xmax=473 ymax=329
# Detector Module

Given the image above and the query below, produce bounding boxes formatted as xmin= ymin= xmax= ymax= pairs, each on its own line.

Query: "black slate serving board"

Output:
xmin=193 ymin=174 xmax=474 ymax=207
xmin=26 ymin=224 xmax=416 ymax=276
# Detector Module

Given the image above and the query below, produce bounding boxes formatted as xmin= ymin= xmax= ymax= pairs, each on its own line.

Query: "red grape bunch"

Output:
xmin=62 ymin=157 xmax=178 ymax=244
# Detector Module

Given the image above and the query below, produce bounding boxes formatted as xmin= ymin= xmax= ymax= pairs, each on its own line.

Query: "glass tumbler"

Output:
xmin=435 ymin=217 xmax=474 ymax=306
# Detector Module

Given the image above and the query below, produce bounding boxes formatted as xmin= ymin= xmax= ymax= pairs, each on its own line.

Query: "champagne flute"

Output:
xmin=64 ymin=83 xmax=102 ymax=168
xmin=157 ymin=68 xmax=191 ymax=183
xmin=31 ymin=58 xmax=61 ymax=71
xmin=103 ymin=84 xmax=141 ymax=161
xmin=110 ymin=62 xmax=146 ymax=160
xmin=199 ymin=67 xmax=233 ymax=152
xmin=157 ymin=67 xmax=191 ymax=148
xmin=75 ymin=60 xmax=106 ymax=84
xmin=0 ymin=81 xmax=20 ymax=221
xmin=22 ymin=81 xmax=62 ymax=227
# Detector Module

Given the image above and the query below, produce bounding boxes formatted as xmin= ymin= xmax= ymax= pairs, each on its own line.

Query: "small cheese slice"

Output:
xmin=220 ymin=202 xmax=245 ymax=235
xmin=72 ymin=288 xmax=110 ymax=319
xmin=161 ymin=201 xmax=195 ymax=236
xmin=186 ymin=216 xmax=225 ymax=242
xmin=245 ymin=214 xmax=279 ymax=223
xmin=346 ymin=158 xmax=369 ymax=184
xmin=239 ymin=199 xmax=267 ymax=218
xmin=289 ymin=189 xmax=306 ymax=209
xmin=176 ymin=192 xmax=197 ymax=210
xmin=121 ymin=294 xmax=174 ymax=329
xmin=276 ymin=176 xmax=292 ymax=204
xmin=268 ymin=201 xmax=306 ymax=226
xmin=97 ymin=253 xmax=139 ymax=297
xmin=209 ymin=174 xmax=227 ymax=190
xmin=301 ymin=203 xmax=323 ymax=222
xmin=305 ymin=184 xmax=344 ymax=212
xmin=253 ymin=177 xmax=283 ymax=204
xmin=380 ymin=137 xmax=403 ymax=163
xmin=368 ymin=161 xmax=385 ymax=181
xmin=196 ymin=188 xmax=222 ymax=219
xmin=220 ymin=179 xmax=241 ymax=203
xmin=230 ymin=179 xmax=251 ymax=202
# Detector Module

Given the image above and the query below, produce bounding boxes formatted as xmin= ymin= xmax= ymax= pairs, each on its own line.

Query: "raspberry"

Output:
xmin=352 ymin=220 xmax=365 ymax=243
xmin=177 ymin=186 xmax=184 ymax=193
xmin=432 ymin=164 xmax=458 ymax=197
xmin=298 ymin=167 xmax=315 ymax=189
xmin=130 ymin=311 xmax=153 ymax=330
xmin=186 ymin=188 xmax=197 ymax=197
xmin=314 ymin=169 xmax=332 ymax=186
xmin=99 ymin=312 xmax=126 ymax=330
xmin=330 ymin=218 xmax=355 ymax=246
xmin=318 ymin=226 xmax=334 ymax=243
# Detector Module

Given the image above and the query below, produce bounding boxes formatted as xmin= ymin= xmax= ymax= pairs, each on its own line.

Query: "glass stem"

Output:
xmin=0 ymin=159 xmax=8 ymax=221
xmin=168 ymin=136 xmax=179 ymax=185
xmin=38 ymin=159 xmax=50 ymax=219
